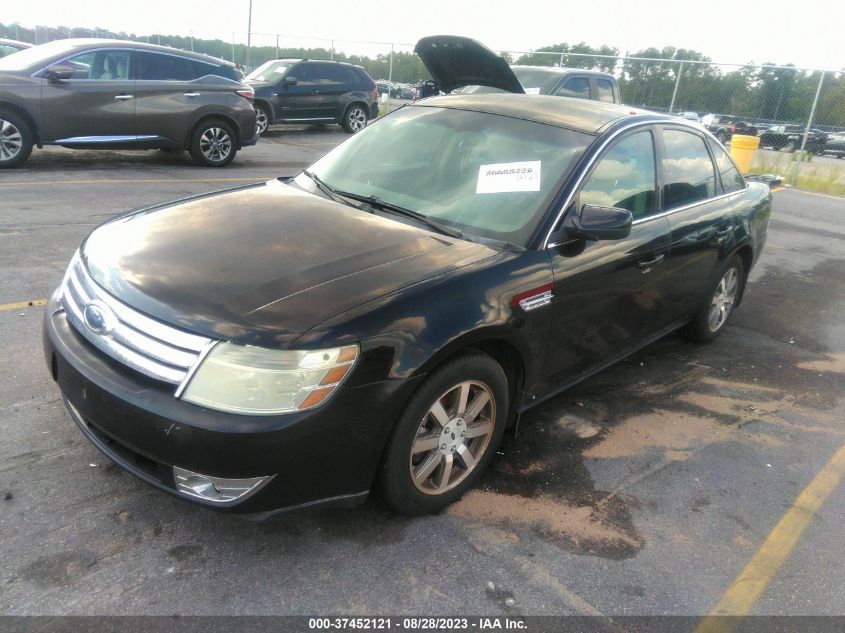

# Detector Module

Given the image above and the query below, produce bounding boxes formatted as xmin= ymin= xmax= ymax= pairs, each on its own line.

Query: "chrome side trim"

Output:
xmin=519 ymin=290 xmax=553 ymax=311
xmin=61 ymin=258 xmax=213 ymax=386
xmin=281 ymin=117 xmax=335 ymax=121
xmin=541 ymin=119 xmax=748 ymax=248
xmin=54 ymin=135 xmax=162 ymax=144
xmin=631 ymin=189 xmax=747 ymax=226
xmin=173 ymin=466 xmax=275 ymax=506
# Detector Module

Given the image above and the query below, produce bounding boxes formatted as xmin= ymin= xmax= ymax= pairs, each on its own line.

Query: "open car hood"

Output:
xmin=414 ymin=35 xmax=524 ymax=95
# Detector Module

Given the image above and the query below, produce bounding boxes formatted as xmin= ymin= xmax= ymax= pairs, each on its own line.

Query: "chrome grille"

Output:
xmin=61 ymin=254 xmax=213 ymax=386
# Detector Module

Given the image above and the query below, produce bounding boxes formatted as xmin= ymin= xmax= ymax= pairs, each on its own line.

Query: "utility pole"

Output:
xmin=669 ymin=60 xmax=684 ymax=114
xmin=275 ymin=34 xmax=279 ymax=59
xmin=790 ymin=71 xmax=826 ymax=186
xmin=232 ymin=33 xmax=236 ymax=63
xmin=246 ymin=0 xmax=253 ymax=70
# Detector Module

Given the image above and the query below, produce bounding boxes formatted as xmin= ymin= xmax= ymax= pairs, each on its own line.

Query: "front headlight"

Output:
xmin=181 ymin=342 xmax=358 ymax=415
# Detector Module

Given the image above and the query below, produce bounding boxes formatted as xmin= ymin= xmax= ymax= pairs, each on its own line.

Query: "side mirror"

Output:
xmin=46 ymin=63 xmax=75 ymax=81
xmin=571 ymin=204 xmax=632 ymax=240
xmin=281 ymin=76 xmax=297 ymax=86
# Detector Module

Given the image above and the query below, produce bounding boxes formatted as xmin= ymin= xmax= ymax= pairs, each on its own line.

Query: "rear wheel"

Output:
xmin=0 ymin=110 xmax=33 ymax=168
xmin=379 ymin=352 xmax=508 ymax=515
xmin=785 ymin=139 xmax=797 ymax=152
xmin=254 ymin=104 xmax=270 ymax=135
xmin=189 ymin=119 xmax=237 ymax=167
xmin=341 ymin=104 xmax=368 ymax=133
xmin=680 ymin=254 xmax=745 ymax=343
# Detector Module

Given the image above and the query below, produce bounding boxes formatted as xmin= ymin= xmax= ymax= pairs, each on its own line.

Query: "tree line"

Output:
xmin=3 ymin=23 xmax=843 ymax=128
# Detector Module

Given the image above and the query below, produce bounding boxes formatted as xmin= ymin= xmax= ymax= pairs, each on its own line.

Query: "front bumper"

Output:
xmin=42 ymin=292 xmax=418 ymax=516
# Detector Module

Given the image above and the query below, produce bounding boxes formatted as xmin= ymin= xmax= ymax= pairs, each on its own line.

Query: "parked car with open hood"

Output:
xmin=247 ymin=59 xmax=378 ymax=135
xmin=44 ymin=90 xmax=770 ymax=517
xmin=0 ymin=39 xmax=258 ymax=168
xmin=415 ymin=35 xmax=620 ymax=103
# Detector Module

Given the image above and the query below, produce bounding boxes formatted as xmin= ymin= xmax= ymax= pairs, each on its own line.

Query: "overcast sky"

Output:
xmin=5 ymin=0 xmax=844 ymax=71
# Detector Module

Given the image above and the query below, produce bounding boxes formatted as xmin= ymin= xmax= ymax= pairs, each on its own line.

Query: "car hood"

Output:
xmin=81 ymin=180 xmax=496 ymax=348
xmin=414 ymin=35 xmax=524 ymax=94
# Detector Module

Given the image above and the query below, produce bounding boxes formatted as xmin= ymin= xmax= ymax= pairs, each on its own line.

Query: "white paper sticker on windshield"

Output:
xmin=524 ymin=87 xmax=541 ymax=95
xmin=476 ymin=161 xmax=541 ymax=194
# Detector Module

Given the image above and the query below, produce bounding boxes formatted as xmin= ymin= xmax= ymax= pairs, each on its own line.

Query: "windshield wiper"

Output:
xmin=335 ymin=191 xmax=464 ymax=239
xmin=301 ymin=172 xmax=463 ymax=240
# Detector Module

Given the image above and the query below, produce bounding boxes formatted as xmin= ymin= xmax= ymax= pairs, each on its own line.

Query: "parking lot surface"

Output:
xmin=1 ymin=128 xmax=844 ymax=618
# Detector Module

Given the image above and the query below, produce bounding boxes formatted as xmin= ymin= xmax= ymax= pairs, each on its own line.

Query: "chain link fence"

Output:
xmin=3 ymin=23 xmax=844 ymax=192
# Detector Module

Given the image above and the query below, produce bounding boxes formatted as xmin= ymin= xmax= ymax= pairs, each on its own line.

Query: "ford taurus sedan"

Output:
xmin=43 ymin=94 xmax=771 ymax=516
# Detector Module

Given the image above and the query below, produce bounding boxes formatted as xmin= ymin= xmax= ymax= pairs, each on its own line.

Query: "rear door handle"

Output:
xmin=183 ymin=92 xmax=201 ymax=97
xmin=114 ymin=94 xmax=134 ymax=101
xmin=637 ymin=253 xmax=665 ymax=270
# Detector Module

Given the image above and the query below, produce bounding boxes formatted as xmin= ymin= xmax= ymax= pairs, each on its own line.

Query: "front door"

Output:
xmin=543 ymin=128 xmax=673 ymax=385
xmin=41 ymin=48 xmax=135 ymax=142
xmin=275 ymin=63 xmax=323 ymax=120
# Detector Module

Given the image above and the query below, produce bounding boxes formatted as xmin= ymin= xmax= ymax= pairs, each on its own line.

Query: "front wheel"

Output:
xmin=379 ymin=352 xmax=508 ymax=515
xmin=189 ymin=119 xmax=237 ymax=167
xmin=0 ymin=110 xmax=34 ymax=168
xmin=341 ymin=104 xmax=368 ymax=133
xmin=680 ymin=254 xmax=745 ymax=343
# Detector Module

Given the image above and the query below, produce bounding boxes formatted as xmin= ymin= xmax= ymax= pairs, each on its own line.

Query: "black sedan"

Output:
xmin=823 ymin=132 xmax=845 ymax=158
xmin=759 ymin=124 xmax=828 ymax=153
xmin=43 ymin=94 xmax=771 ymax=516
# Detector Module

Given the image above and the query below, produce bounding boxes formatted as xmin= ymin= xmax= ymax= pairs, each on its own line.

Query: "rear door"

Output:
xmin=658 ymin=126 xmax=738 ymax=322
xmin=134 ymin=51 xmax=208 ymax=145
xmin=544 ymin=127 xmax=672 ymax=383
xmin=553 ymin=76 xmax=591 ymax=99
xmin=41 ymin=48 xmax=136 ymax=141
xmin=314 ymin=63 xmax=353 ymax=119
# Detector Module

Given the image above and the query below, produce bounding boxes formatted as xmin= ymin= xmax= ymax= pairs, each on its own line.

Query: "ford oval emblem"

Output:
xmin=83 ymin=301 xmax=114 ymax=335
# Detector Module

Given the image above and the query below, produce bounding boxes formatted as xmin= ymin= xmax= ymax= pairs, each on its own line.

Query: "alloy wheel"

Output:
xmin=199 ymin=127 xmax=232 ymax=163
xmin=0 ymin=118 xmax=23 ymax=162
xmin=409 ymin=380 xmax=495 ymax=495
xmin=347 ymin=107 xmax=367 ymax=132
xmin=708 ymin=267 xmax=740 ymax=332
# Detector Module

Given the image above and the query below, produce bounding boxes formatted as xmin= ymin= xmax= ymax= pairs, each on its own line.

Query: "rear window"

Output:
xmin=662 ymin=129 xmax=717 ymax=208
xmin=709 ymin=139 xmax=745 ymax=194
xmin=556 ymin=77 xmax=591 ymax=99
xmin=596 ymin=79 xmax=615 ymax=103
xmin=316 ymin=63 xmax=352 ymax=84
xmin=138 ymin=52 xmax=190 ymax=81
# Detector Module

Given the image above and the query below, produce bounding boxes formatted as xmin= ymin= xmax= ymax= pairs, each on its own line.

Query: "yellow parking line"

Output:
xmin=770 ymin=186 xmax=784 ymax=193
xmin=694 ymin=442 xmax=845 ymax=633
xmin=0 ymin=177 xmax=276 ymax=187
xmin=0 ymin=298 xmax=48 ymax=312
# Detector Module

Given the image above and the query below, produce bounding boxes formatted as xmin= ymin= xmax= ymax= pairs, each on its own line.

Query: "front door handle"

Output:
xmin=114 ymin=94 xmax=134 ymax=101
xmin=637 ymin=253 xmax=665 ymax=271
xmin=183 ymin=92 xmax=201 ymax=98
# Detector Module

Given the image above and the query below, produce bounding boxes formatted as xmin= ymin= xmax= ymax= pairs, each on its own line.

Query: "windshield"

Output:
xmin=245 ymin=60 xmax=290 ymax=82
xmin=299 ymin=105 xmax=591 ymax=246
xmin=512 ymin=68 xmax=563 ymax=95
xmin=0 ymin=40 xmax=78 ymax=71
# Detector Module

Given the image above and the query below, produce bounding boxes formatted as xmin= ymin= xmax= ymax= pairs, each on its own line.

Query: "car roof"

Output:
xmin=512 ymin=65 xmax=615 ymax=79
xmin=414 ymin=93 xmax=669 ymax=134
xmin=271 ymin=58 xmax=363 ymax=68
xmin=42 ymin=38 xmax=236 ymax=68
xmin=0 ymin=38 xmax=32 ymax=48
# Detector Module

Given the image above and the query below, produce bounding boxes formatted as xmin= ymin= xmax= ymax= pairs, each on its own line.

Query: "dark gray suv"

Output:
xmin=246 ymin=59 xmax=379 ymax=135
xmin=0 ymin=39 xmax=258 ymax=168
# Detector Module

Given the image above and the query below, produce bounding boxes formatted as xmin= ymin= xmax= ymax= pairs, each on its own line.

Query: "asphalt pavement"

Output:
xmin=1 ymin=127 xmax=843 ymax=620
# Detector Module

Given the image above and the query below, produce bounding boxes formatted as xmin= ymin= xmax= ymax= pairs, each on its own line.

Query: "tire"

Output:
xmin=379 ymin=351 xmax=509 ymax=515
xmin=785 ymin=139 xmax=797 ymax=152
xmin=0 ymin=110 xmax=34 ymax=168
xmin=680 ymin=254 xmax=745 ymax=344
xmin=341 ymin=104 xmax=368 ymax=134
xmin=189 ymin=119 xmax=237 ymax=167
xmin=716 ymin=131 xmax=728 ymax=144
xmin=254 ymin=104 xmax=270 ymax=135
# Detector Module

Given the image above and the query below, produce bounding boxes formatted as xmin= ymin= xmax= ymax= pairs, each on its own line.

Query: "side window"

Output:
xmin=189 ymin=60 xmax=218 ymax=80
xmin=579 ymin=130 xmax=657 ymax=220
xmin=708 ymin=139 xmax=745 ymax=194
xmin=595 ymin=79 xmax=615 ymax=103
xmin=138 ymin=52 xmax=190 ymax=81
xmin=65 ymin=50 xmax=130 ymax=80
xmin=318 ymin=64 xmax=351 ymax=85
xmin=556 ymin=77 xmax=591 ymax=99
xmin=287 ymin=64 xmax=316 ymax=86
xmin=662 ymin=129 xmax=717 ymax=208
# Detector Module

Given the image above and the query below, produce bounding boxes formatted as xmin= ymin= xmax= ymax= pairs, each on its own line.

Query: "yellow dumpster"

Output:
xmin=730 ymin=134 xmax=760 ymax=175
